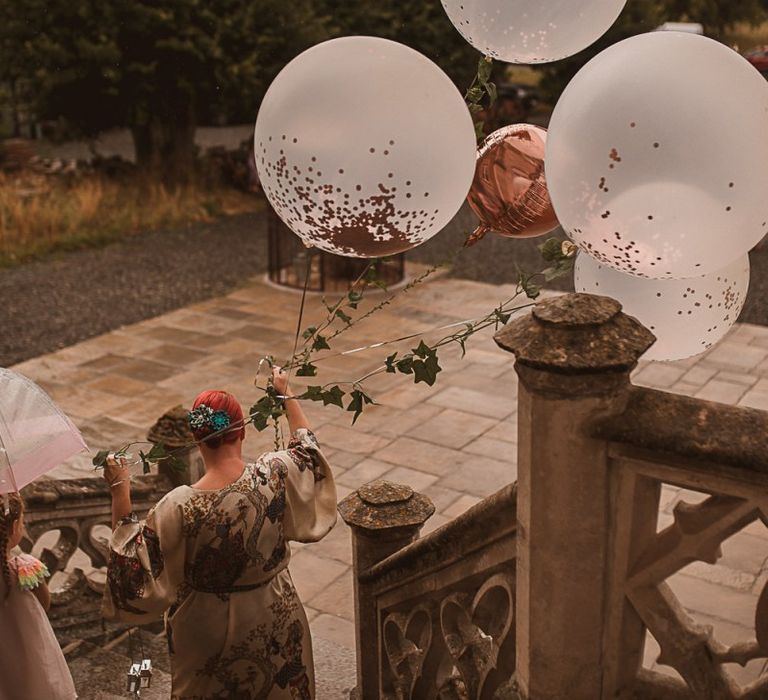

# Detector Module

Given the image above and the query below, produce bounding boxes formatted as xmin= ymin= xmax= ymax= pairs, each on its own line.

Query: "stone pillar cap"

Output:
xmin=147 ymin=405 xmax=194 ymax=449
xmin=338 ymin=479 xmax=435 ymax=532
xmin=494 ymin=293 xmax=655 ymax=374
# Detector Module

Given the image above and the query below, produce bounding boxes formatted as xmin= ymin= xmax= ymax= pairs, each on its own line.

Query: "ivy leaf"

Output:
xmin=250 ymin=396 xmax=273 ymax=414
xmin=385 ymin=352 xmax=398 ymax=373
xmin=347 ymin=289 xmax=363 ymax=309
xmin=252 ymin=412 xmax=269 ymax=431
xmin=92 ymin=450 xmax=110 ymax=468
xmin=539 ymin=237 xmax=564 ymax=263
xmin=478 ymin=56 xmax=493 ymax=84
xmin=523 ymin=280 xmax=541 ymax=300
xmin=138 ymin=450 xmax=151 ymax=475
xmin=163 ymin=454 xmax=188 ymax=473
xmin=412 ymin=352 xmax=442 ymax=387
xmin=543 ymin=259 xmax=575 ymax=282
xmin=335 ymin=308 xmax=352 ymax=325
xmin=321 ymin=386 xmax=345 ymax=408
xmin=298 ymin=386 xmax=324 ymax=402
xmin=145 ymin=443 xmax=167 ymax=461
xmin=370 ymin=277 xmax=388 ymax=291
xmin=364 ymin=262 xmax=388 ymax=290
xmin=485 ymin=81 xmax=498 ymax=106
xmin=347 ymin=389 xmax=375 ymax=425
xmin=474 ymin=121 xmax=486 ymax=141
xmin=466 ymin=85 xmax=484 ymax=103
xmin=296 ymin=362 xmax=318 ymax=377
xmin=144 ymin=443 xmax=186 ymax=473
xmin=312 ymin=335 xmax=331 ymax=351
xmin=302 ymin=326 xmax=317 ymax=340
xmin=413 ymin=340 xmax=431 ymax=359
xmin=249 ymin=395 xmax=282 ymax=432
xmin=396 ymin=357 xmax=414 ymax=375
xmin=495 ymin=308 xmax=512 ymax=326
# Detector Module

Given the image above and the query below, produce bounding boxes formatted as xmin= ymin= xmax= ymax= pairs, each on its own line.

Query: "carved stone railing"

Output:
xmin=344 ymin=293 xmax=768 ymax=700
xmin=592 ymin=390 xmax=768 ymax=700
xmin=17 ymin=405 xmax=199 ymax=645
xmin=339 ymin=480 xmax=516 ymax=699
xmin=494 ymin=293 xmax=768 ymax=700
xmin=20 ymin=474 xmax=170 ymax=644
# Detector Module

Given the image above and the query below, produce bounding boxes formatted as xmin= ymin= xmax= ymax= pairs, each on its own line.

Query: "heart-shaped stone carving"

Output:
xmin=383 ymin=605 xmax=433 ymax=698
xmin=439 ymin=573 xmax=515 ymax=698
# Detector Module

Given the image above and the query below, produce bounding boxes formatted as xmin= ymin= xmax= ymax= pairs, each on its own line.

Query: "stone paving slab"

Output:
xmin=11 ymin=265 xmax=768 ymax=687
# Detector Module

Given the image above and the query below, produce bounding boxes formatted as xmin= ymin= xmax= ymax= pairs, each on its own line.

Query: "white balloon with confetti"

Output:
xmin=441 ymin=0 xmax=627 ymax=64
xmin=254 ymin=37 xmax=477 ymax=258
xmin=547 ymin=32 xmax=768 ymax=279
xmin=575 ymin=253 xmax=750 ymax=361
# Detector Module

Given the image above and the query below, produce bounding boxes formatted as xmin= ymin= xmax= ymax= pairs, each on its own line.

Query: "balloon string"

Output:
xmin=292 ymin=298 xmax=530 ymax=367
xmin=287 ymin=253 xmax=313 ymax=386
xmin=98 ymin=294 xmax=535 ymax=471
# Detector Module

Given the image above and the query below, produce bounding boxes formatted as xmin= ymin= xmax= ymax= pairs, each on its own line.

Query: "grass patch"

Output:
xmin=0 ymin=174 xmax=262 ymax=266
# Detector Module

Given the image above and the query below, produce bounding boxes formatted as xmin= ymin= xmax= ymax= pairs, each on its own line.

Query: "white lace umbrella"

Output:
xmin=0 ymin=368 xmax=88 ymax=495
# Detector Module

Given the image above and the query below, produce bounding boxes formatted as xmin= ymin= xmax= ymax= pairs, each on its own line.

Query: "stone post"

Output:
xmin=338 ymin=479 xmax=435 ymax=700
xmin=493 ymin=294 xmax=654 ymax=700
xmin=147 ymin=405 xmax=204 ymax=487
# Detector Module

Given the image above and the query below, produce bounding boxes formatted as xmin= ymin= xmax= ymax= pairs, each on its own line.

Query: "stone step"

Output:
xmin=68 ymin=630 xmax=356 ymax=698
xmin=313 ymin=633 xmax=357 ymax=699
xmin=68 ymin=641 xmax=172 ymax=699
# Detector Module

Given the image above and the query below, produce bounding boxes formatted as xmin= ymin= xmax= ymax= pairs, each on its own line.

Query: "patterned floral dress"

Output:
xmin=102 ymin=429 xmax=336 ymax=700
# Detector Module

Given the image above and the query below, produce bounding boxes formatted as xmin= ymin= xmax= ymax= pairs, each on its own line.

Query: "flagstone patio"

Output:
xmin=12 ymin=264 xmax=768 ymax=686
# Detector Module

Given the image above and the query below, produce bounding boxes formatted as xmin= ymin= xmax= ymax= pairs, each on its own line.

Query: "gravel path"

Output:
xmin=1 ymin=206 xmax=766 ymax=367
xmin=0 ymin=213 xmax=266 ymax=366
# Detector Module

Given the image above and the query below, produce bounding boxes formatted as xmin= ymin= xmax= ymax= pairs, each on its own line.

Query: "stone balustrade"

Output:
xmin=21 ymin=474 xmax=169 ymax=645
xmin=339 ymin=479 xmax=516 ymax=699
xmin=344 ymin=293 xmax=768 ymax=700
xmin=19 ymin=403 xmax=198 ymax=645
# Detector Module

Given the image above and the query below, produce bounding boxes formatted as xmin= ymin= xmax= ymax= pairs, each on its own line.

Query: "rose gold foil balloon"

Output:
xmin=466 ymin=124 xmax=559 ymax=246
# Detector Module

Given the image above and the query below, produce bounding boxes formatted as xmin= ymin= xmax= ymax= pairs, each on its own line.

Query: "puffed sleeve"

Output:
xmin=279 ymin=428 xmax=337 ymax=543
xmin=102 ymin=491 xmax=185 ymax=624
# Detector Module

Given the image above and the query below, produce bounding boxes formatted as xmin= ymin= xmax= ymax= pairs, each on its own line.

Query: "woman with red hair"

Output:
xmin=101 ymin=368 xmax=336 ymax=699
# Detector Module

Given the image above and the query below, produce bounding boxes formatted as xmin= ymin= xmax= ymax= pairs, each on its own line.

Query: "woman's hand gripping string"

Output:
xmin=104 ymin=454 xmax=133 ymax=528
xmin=272 ymin=367 xmax=311 ymax=434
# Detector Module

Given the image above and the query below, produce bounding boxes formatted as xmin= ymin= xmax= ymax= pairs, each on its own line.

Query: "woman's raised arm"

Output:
xmin=272 ymin=367 xmax=311 ymax=433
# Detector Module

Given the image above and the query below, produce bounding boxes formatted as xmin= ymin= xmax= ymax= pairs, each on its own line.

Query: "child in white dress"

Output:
xmin=0 ymin=492 xmax=77 ymax=700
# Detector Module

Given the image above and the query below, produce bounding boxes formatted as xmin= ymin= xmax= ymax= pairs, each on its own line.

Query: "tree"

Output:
xmin=0 ymin=3 xmax=41 ymax=137
xmin=664 ymin=0 xmax=766 ymax=38
xmin=0 ymin=0 xmax=330 ymax=182
xmin=0 ymin=0 xmax=486 ymax=181
xmin=313 ymin=1 xmax=481 ymax=91
xmin=538 ymin=0 xmax=768 ymax=105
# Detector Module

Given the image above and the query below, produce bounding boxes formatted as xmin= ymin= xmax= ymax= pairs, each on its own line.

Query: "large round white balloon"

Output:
xmin=441 ymin=0 xmax=627 ymax=64
xmin=254 ymin=37 xmax=477 ymax=258
xmin=547 ymin=32 xmax=768 ymax=279
xmin=575 ymin=253 xmax=750 ymax=361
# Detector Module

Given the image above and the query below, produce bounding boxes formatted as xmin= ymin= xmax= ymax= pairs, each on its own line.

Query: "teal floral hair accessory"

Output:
xmin=188 ymin=404 xmax=232 ymax=434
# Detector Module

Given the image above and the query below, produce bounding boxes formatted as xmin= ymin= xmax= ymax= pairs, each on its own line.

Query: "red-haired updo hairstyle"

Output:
xmin=191 ymin=390 xmax=245 ymax=449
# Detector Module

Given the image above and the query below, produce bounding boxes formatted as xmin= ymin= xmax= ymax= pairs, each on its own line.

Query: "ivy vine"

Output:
xmin=91 ymin=51 xmax=576 ymax=473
